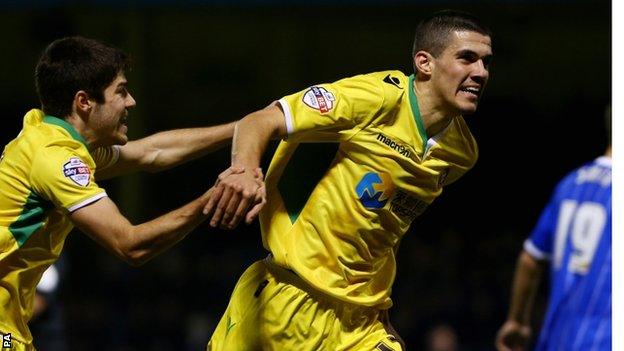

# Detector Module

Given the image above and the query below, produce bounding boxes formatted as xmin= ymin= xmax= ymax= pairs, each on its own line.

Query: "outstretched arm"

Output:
xmin=495 ymin=250 xmax=546 ymax=351
xmin=69 ymin=169 xmax=241 ymax=266
xmin=203 ymin=104 xmax=287 ymax=229
xmin=96 ymin=122 xmax=235 ymax=180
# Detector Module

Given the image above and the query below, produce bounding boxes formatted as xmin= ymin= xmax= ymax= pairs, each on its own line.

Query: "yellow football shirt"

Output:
xmin=0 ymin=109 xmax=118 ymax=344
xmin=260 ymin=71 xmax=478 ymax=309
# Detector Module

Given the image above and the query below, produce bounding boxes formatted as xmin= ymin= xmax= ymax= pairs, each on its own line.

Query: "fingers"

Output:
xmin=220 ymin=186 xmax=243 ymax=228
xmin=494 ymin=322 xmax=529 ymax=351
xmin=204 ymin=183 xmax=224 ymax=216
xmin=494 ymin=337 xmax=512 ymax=351
xmin=227 ymin=189 xmax=254 ymax=229
xmin=203 ymin=167 xmax=244 ymax=215
xmin=245 ymin=184 xmax=267 ymax=224
xmin=210 ymin=186 xmax=234 ymax=227
xmin=205 ymin=166 xmax=266 ymax=228
xmin=206 ymin=167 xmax=262 ymax=228
xmin=495 ymin=333 xmax=514 ymax=351
xmin=245 ymin=199 xmax=265 ymax=224
xmin=253 ymin=167 xmax=264 ymax=180
xmin=200 ymin=188 xmax=213 ymax=202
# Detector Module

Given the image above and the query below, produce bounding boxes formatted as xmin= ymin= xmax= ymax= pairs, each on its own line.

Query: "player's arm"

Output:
xmin=205 ymin=74 xmax=386 ymax=228
xmin=495 ymin=250 xmax=546 ymax=351
xmin=70 ymin=183 xmax=228 ymax=267
xmin=203 ymin=104 xmax=286 ymax=229
xmin=96 ymin=122 xmax=236 ymax=180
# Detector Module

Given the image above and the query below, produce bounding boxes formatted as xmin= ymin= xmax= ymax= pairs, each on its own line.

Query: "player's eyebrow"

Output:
xmin=456 ymin=49 xmax=479 ymax=59
xmin=115 ymin=81 xmax=128 ymax=90
xmin=456 ymin=49 xmax=493 ymax=64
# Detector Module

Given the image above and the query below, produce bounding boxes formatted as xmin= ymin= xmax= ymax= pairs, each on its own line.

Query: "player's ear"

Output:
xmin=414 ymin=51 xmax=434 ymax=77
xmin=74 ymin=91 xmax=92 ymax=115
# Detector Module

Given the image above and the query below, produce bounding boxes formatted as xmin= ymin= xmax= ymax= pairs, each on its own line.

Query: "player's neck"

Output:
xmin=413 ymin=80 xmax=455 ymax=138
xmin=65 ymin=113 xmax=99 ymax=150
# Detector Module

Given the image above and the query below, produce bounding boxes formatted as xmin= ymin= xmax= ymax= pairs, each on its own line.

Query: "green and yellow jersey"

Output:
xmin=260 ymin=71 xmax=478 ymax=309
xmin=0 ymin=109 xmax=118 ymax=344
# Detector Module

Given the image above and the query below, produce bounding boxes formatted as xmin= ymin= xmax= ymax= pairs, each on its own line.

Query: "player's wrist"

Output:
xmin=228 ymin=165 xmax=258 ymax=178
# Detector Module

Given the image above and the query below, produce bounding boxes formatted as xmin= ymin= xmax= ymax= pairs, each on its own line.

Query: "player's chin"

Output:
xmin=113 ymin=133 xmax=129 ymax=146
xmin=457 ymin=100 xmax=479 ymax=115
xmin=115 ymin=125 xmax=129 ymax=144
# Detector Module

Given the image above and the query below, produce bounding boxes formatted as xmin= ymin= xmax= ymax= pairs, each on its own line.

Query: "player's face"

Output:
xmin=90 ymin=73 xmax=136 ymax=146
xmin=431 ymin=30 xmax=492 ymax=115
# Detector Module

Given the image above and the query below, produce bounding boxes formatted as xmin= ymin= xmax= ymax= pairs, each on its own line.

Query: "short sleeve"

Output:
xmin=91 ymin=145 xmax=120 ymax=172
xmin=30 ymin=146 xmax=107 ymax=212
xmin=524 ymin=198 xmax=558 ymax=260
xmin=278 ymin=73 xmax=396 ymax=142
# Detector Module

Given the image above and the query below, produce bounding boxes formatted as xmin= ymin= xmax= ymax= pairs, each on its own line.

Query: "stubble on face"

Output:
xmin=431 ymin=30 xmax=492 ymax=116
xmin=89 ymin=74 xmax=135 ymax=147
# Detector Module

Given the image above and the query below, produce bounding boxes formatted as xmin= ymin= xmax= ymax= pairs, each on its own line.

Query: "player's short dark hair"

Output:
xmin=412 ymin=10 xmax=492 ymax=59
xmin=35 ymin=36 xmax=130 ymax=118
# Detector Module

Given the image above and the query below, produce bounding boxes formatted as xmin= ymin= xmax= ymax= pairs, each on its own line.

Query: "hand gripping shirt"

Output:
xmin=0 ymin=109 xmax=118 ymax=343
xmin=260 ymin=71 xmax=478 ymax=308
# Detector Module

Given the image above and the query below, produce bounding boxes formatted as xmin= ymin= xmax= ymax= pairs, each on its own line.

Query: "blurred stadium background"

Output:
xmin=0 ymin=1 xmax=610 ymax=350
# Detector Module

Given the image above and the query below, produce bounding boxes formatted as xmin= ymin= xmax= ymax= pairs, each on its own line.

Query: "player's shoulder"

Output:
xmin=33 ymin=138 xmax=94 ymax=173
xmin=42 ymin=133 xmax=89 ymax=156
xmin=341 ymin=70 xmax=409 ymax=89
xmin=9 ymin=121 xmax=88 ymax=165
xmin=569 ymin=156 xmax=611 ymax=181
xmin=369 ymin=69 xmax=410 ymax=82
xmin=346 ymin=70 xmax=409 ymax=107
xmin=23 ymin=117 xmax=85 ymax=151
xmin=555 ymin=156 xmax=612 ymax=195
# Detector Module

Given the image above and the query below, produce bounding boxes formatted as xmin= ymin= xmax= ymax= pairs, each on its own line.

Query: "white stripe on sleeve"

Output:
xmin=523 ymin=239 xmax=552 ymax=261
xmin=277 ymin=98 xmax=294 ymax=136
xmin=68 ymin=192 xmax=108 ymax=212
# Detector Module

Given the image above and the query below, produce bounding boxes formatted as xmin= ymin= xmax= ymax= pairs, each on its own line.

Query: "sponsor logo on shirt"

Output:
xmin=377 ymin=133 xmax=411 ymax=158
xmin=302 ymin=86 xmax=335 ymax=113
xmin=63 ymin=157 xmax=91 ymax=187
xmin=389 ymin=190 xmax=429 ymax=222
xmin=356 ymin=172 xmax=394 ymax=209
xmin=437 ymin=168 xmax=450 ymax=188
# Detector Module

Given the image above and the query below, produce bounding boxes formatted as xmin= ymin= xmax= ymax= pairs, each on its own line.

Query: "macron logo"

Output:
xmin=377 ymin=133 xmax=411 ymax=158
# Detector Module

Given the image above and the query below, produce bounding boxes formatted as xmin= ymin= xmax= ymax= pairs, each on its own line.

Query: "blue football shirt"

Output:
xmin=524 ymin=156 xmax=611 ymax=351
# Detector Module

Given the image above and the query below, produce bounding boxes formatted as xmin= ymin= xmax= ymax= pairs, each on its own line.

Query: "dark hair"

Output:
xmin=412 ymin=10 xmax=492 ymax=59
xmin=35 ymin=36 xmax=130 ymax=118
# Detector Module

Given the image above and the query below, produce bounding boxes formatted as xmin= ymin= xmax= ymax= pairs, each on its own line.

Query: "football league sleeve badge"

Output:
xmin=62 ymin=157 xmax=92 ymax=187
xmin=302 ymin=86 xmax=336 ymax=114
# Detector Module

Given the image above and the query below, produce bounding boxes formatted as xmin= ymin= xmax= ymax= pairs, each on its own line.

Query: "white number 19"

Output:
xmin=553 ymin=200 xmax=607 ymax=274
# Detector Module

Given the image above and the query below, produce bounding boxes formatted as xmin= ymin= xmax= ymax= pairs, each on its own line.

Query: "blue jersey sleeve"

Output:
xmin=524 ymin=197 xmax=558 ymax=260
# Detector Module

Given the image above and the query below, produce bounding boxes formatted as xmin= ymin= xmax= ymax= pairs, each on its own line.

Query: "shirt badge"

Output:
xmin=63 ymin=157 xmax=91 ymax=187
xmin=302 ymin=86 xmax=335 ymax=113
